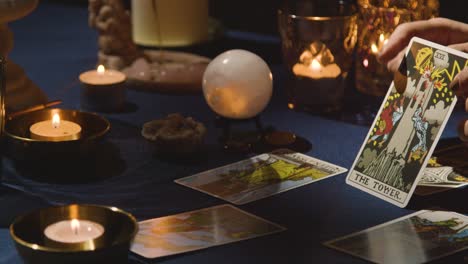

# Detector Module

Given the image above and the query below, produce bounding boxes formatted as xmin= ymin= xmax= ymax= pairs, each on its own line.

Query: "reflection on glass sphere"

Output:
xmin=203 ymin=49 xmax=273 ymax=119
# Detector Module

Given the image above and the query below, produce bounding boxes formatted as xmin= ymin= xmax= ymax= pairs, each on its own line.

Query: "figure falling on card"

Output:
xmin=367 ymin=97 xmax=404 ymax=147
xmin=409 ymin=105 xmax=429 ymax=162
xmin=347 ymin=37 xmax=467 ymax=207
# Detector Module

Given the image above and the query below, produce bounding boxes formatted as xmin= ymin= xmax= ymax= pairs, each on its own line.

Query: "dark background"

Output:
xmin=46 ymin=0 xmax=467 ymax=35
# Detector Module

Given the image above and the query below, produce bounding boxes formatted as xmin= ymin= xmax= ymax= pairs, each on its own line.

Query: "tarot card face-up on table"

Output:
xmin=415 ymin=140 xmax=468 ymax=195
xmin=131 ymin=204 xmax=285 ymax=259
xmin=325 ymin=210 xmax=468 ymax=264
xmin=175 ymin=149 xmax=347 ymax=205
xmin=347 ymin=37 xmax=468 ymax=207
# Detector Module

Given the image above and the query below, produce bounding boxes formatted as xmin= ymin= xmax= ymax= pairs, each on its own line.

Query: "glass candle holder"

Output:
xmin=355 ymin=0 xmax=439 ymax=96
xmin=278 ymin=1 xmax=357 ymax=113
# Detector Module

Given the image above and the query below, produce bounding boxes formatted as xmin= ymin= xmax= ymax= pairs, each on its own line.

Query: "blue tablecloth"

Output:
xmin=1 ymin=3 xmax=467 ymax=263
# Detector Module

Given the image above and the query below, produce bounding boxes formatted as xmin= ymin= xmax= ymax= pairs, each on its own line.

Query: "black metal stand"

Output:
xmin=215 ymin=115 xmax=265 ymax=151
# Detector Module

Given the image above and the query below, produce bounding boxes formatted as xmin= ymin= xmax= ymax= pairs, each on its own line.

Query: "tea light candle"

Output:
xmin=30 ymin=113 xmax=81 ymax=141
xmin=79 ymin=65 xmax=126 ymax=86
xmin=293 ymin=58 xmax=341 ymax=79
xmin=44 ymin=219 xmax=104 ymax=243
xmin=288 ymin=44 xmax=345 ymax=113
xmin=79 ymin=65 xmax=127 ymax=111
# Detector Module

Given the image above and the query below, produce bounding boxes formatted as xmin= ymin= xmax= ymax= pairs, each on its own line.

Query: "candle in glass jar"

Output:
xmin=44 ymin=219 xmax=104 ymax=243
xmin=30 ymin=113 xmax=81 ymax=141
xmin=293 ymin=58 xmax=341 ymax=79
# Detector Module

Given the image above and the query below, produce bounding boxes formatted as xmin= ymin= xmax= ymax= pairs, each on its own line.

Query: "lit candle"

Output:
xmin=131 ymin=0 xmax=209 ymax=47
xmin=293 ymin=57 xmax=341 ymax=79
xmin=44 ymin=219 xmax=104 ymax=243
xmin=371 ymin=33 xmax=388 ymax=54
xmin=79 ymin=65 xmax=127 ymax=111
xmin=30 ymin=113 xmax=81 ymax=141
xmin=79 ymin=65 xmax=126 ymax=86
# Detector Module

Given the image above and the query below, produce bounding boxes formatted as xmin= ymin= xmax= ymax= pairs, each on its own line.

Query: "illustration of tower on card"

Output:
xmin=362 ymin=45 xmax=453 ymax=192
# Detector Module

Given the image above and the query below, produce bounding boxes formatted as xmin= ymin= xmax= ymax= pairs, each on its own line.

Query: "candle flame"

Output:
xmin=371 ymin=44 xmax=379 ymax=54
xmin=97 ymin=65 xmax=105 ymax=74
xmin=310 ymin=59 xmax=322 ymax=71
xmin=363 ymin=58 xmax=369 ymax=68
xmin=52 ymin=113 xmax=60 ymax=128
xmin=71 ymin=219 xmax=80 ymax=235
xmin=379 ymin=33 xmax=385 ymax=43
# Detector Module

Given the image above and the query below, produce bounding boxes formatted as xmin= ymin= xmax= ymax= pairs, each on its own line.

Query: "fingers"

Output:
xmin=450 ymin=68 xmax=468 ymax=99
xmin=465 ymin=97 xmax=468 ymax=112
xmin=387 ymin=49 xmax=406 ymax=73
xmin=457 ymin=120 xmax=468 ymax=142
xmin=378 ymin=18 xmax=468 ymax=66
xmin=448 ymin=42 xmax=468 ymax=53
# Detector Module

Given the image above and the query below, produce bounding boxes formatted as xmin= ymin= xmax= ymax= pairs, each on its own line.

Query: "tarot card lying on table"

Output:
xmin=415 ymin=167 xmax=468 ymax=196
xmin=415 ymin=143 xmax=468 ymax=195
xmin=325 ymin=210 xmax=468 ymax=264
xmin=131 ymin=204 xmax=285 ymax=259
xmin=175 ymin=149 xmax=347 ymax=205
xmin=347 ymin=37 xmax=468 ymax=207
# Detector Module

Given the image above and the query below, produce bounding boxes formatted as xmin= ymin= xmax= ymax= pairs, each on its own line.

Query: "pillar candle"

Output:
xmin=131 ymin=0 xmax=209 ymax=47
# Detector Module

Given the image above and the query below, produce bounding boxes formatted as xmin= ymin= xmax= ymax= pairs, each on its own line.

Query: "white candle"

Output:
xmin=79 ymin=65 xmax=127 ymax=111
xmin=293 ymin=58 xmax=341 ymax=79
xmin=30 ymin=113 xmax=81 ymax=141
xmin=44 ymin=219 xmax=104 ymax=243
xmin=131 ymin=0 xmax=209 ymax=47
xmin=79 ymin=65 xmax=126 ymax=86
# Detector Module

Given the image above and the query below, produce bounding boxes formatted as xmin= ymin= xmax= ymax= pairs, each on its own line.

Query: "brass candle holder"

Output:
xmin=4 ymin=108 xmax=110 ymax=162
xmin=10 ymin=204 xmax=138 ymax=264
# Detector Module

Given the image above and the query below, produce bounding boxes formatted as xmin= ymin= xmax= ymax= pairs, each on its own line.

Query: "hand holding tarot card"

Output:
xmin=347 ymin=37 xmax=468 ymax=207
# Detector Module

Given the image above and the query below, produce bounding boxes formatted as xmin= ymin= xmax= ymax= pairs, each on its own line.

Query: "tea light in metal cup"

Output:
xmin=44 ymin=219 xmax=104 ymax=244
xmin=10 ymin=204 xmax=138 ymax=264
xmin=79 ymin=65 xmax=126 ymax=112
xmin=29 ymin=112 xmax=81 ymax=141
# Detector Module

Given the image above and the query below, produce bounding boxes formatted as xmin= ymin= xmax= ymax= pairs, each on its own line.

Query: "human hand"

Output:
xmin=378 ymin=18 xmax=468 ymax=141
xmin=378 ymin=18 xmax=468 ymax=72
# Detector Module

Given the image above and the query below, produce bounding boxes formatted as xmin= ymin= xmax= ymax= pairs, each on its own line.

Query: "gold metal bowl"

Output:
xmin=4 ymin=108 xmax=110 ymax=162
xmin=10 ymin=204 xmax=138 ymax=264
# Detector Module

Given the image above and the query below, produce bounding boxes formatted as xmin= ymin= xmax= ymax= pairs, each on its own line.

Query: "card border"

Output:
xmin=346 ymin=37 xmax=466 ymax=207
xmin=131 ymin=204 xmax=286 ymax=259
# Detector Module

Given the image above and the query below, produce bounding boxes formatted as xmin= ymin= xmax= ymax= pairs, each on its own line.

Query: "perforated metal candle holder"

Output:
xmin=4 ymin=108 xmax=110 ymax=162
xmin=10 ymin=204 xmax=138 ymax=264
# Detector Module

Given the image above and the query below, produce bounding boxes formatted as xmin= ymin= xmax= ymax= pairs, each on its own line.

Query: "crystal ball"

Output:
xmin=203 ymin=49 xmax=273 ymax=119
